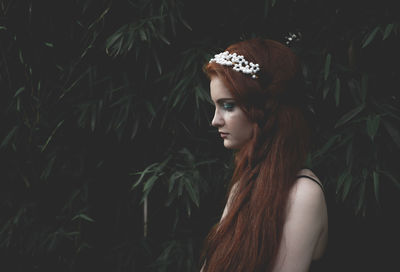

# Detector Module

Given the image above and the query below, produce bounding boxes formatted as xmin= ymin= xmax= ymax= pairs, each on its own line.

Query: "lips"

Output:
xmin=219 ymin=132 xmax=229 ymax=138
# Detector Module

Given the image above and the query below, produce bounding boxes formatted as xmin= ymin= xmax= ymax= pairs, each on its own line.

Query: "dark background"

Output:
xmin=1 ymin=0 xmax=399 ymax=271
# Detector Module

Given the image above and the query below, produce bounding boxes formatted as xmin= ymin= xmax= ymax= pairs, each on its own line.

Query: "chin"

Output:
xmin=223 ymin=141 xmax=241 ymax=150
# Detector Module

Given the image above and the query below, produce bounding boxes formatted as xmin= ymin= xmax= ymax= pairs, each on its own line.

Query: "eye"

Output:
xmin=222 ymin=102 xmax=235 ymax=111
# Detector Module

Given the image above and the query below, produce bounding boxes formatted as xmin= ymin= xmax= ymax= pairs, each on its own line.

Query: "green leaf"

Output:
xmin=14 ymin=86 xmax=25 ymax=97
xmin=40 ymin=156 xmax=56 ymax=181
xmin=356 ymin=180 xmax=366 ymax=214
xmin=184 ymin=179 xmax=199 ymax=207
xmin=44 ymin=42 xmax=54 ymax=47
xmin=153 ymin=48 xmax=162 ymax=74
xmin=139 ymin=29 xmax=147 ymax=41
xmin=143 ymin=174 xmax=159 ymax=195
xmin=41 ymin=120 xmax=65 ymax=152
xmin=313 ymin=134 xmax=339 ymax=159
xmin=335 ymin=104 xmax=365 ymax=128
xmin=342 ymin=174 xmax=352 ymax=201
xmin=324 ymin=53 xmax=331 ymax=81
xmin=264 ymin=0 xmax=270 ymax=18
xmin=18 ymin=50 xmax=24 ymax=64
xmin=366 ymin=114 xmax=380 ymax=141
xmin=72 ymin=214 xmax=95 ymax=222
xmin=334 ymin=77 xmax=341 ymax=106
xmin=378 ymin=103 xmax=400 ymax=121
xmin=169 ymin=171 xmax=184 ymax=192
xmin=176 ymin=8 xmax=192 ymax=31
xmin=91 ymin=105 xmax=96 ymax=131
xmin=362 ymin=26 xmax=380 ymax=48
xmin=373 ymin=171 xmax=380 ymax=204
xmin=378 ymin=170 xmax=400 ymax=190
xmin=145 ymin=101 xmax=156 ymax=117
xmin=382 ymin=120 xmax=400 ymax=149
xmin=336 ymin=171 xmax=348 ymax=194
xmin=131 ymin=162 xmax=159 ymax=190
xmin=0 ymin=126 xmax=18 ymax=149
xmin=78 ymin=214 xmax=95 ymax=222
xmin=383 ymin=23 xmax=394 ymax=40
xmin=322 ymin=83 xmax=330 ymax=100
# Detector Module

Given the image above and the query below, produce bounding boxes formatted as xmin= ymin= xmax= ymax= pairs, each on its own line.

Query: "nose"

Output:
xmin=211 ymin=108 xmax=224 ymax=127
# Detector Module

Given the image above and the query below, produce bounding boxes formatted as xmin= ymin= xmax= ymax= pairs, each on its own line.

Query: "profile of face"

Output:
xmin=210 ymin=76 xmax=253 ymax=150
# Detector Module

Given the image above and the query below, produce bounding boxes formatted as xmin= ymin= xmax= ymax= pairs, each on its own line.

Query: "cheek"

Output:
xmin=233 ymin=114 xmax=254 ymax=140
xmin=242 ymin=122 xmax=254 ymax=140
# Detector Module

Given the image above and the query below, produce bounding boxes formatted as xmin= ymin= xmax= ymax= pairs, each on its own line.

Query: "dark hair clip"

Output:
xmin=284 ymin=32 xmax=302 ymax=47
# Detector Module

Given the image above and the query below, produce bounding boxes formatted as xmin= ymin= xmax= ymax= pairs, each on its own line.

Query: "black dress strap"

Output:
xmin=296 ymin=175 xmax=325 ymax=194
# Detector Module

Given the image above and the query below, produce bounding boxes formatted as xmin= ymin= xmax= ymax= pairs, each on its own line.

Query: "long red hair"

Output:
xmin=201 ymin=38 xmax=311 ymax=271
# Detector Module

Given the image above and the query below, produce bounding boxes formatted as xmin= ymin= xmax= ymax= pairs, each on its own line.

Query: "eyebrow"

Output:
xmin=214 ymin=98 xmax=235 ymax=104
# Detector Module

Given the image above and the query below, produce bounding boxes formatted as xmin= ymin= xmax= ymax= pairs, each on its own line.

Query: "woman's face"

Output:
xmin=210 ymin=76 xmax=253 ymax=149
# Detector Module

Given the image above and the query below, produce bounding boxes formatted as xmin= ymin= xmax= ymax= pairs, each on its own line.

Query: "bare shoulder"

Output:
xmin=273 ymin=171 xmax=328 ymax=271
xmin=290 ymin=169 xmax=325 ymax=206
xmin=286 ymin=169 xmax=328 ymax=260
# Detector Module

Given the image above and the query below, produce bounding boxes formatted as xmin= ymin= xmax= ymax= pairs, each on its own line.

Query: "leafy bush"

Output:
xmin=0 ymin=0 xmax=399 ymax=271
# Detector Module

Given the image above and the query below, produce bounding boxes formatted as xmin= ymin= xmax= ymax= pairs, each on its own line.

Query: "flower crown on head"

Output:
xmin=209 ymin=51 xmax=260 ymax=79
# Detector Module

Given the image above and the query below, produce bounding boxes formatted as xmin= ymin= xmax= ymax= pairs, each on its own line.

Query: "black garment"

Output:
xmin=296 ymin=174 xmax=325 ymax=194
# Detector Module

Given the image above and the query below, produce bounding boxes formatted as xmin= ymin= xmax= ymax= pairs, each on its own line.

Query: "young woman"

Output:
xmin=200 ymin=38 xmax=328 ymax=272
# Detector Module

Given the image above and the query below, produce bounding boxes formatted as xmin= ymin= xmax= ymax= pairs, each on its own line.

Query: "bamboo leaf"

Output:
xmin=153 ymin=49 xmax=162 ymax=74
xmin=373 ymin=171 xmax=380 ymax=204
xmin=169 ymin=171 xmax=184 ymax=193
xmin=139 ymin=29 xmax=147 ymax=41
xmin=264 ymin=0 xmax=270 ymax=18
xmin=0 ymin=126 xmax=18 ymax=149
xmin=382 ymin=119 xmax=400 ymax=149
xmin=143 ymin=174 xmax=159 ymax=195
xmin=379 ymin=103 xmax=400 ymax=121
xmin=324 ymin=53 xmax=331 ymax=81
xmin=313 ymin=134 xmax=339 ymax=159
xmin=378 ymin=170 xmax=400 ymax=190
xmin=40 ymin=156 xmax=56 ymax=181
xmin=334 ymin=77 xmax=341 ymax=106
xmin=18 ymin=50 xmax=24 ymax=64
xmin=336 ymin=171 xmax=348 ymax=194
xmin=176 ymin=8 xmax=192 ymax=31
xmin=366 ymin=114 xmax=380 ymax=141
xmin=342 ymin=174 xmax=352 ymax=201
xmin=184 ymin=178 xmax=199 ymax=207
xmin=72 ymin=214 xmax=95 ymax=222
xmin=335 ymin=104 xmax=365 ymax=128
xmin=41 ymin=120 xmax=65 ymax=152
xmin=91 ymin=105 xmax=96 ymax=131
xmin=131 ymin=162 xmax=159 ymax=190
xmin=356 ymin=179 xmax=366 ymax=213
xmin=362 ymin=26 xmax=380 ymax=48
xmin=383 ymin=23 xmax=394 ymax=40
xmin=14 ymin=86 xmax=25 ymax=97
xmin=322 ymin=83 xmax=330 ymax=100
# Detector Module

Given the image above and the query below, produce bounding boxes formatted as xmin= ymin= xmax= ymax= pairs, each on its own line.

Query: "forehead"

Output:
xmin=210 ymin=76 xmax=234 ymax=102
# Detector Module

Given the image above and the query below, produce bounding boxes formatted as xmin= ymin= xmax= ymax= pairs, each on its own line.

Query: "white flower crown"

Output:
xmin=209 ymin=51 xmax=260 ymax=79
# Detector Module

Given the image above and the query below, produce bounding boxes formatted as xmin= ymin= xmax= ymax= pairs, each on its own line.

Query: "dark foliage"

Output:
xmin=0 ymin=0 xmax=399 ymax=271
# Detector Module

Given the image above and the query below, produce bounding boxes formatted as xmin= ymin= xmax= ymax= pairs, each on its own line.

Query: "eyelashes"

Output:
xmin=222 ymin=102 xmax=235 ymax=111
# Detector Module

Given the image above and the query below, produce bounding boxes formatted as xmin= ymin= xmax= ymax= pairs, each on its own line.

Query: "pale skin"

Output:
xmin=209 ymin=75 xmax=328 ymax=272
